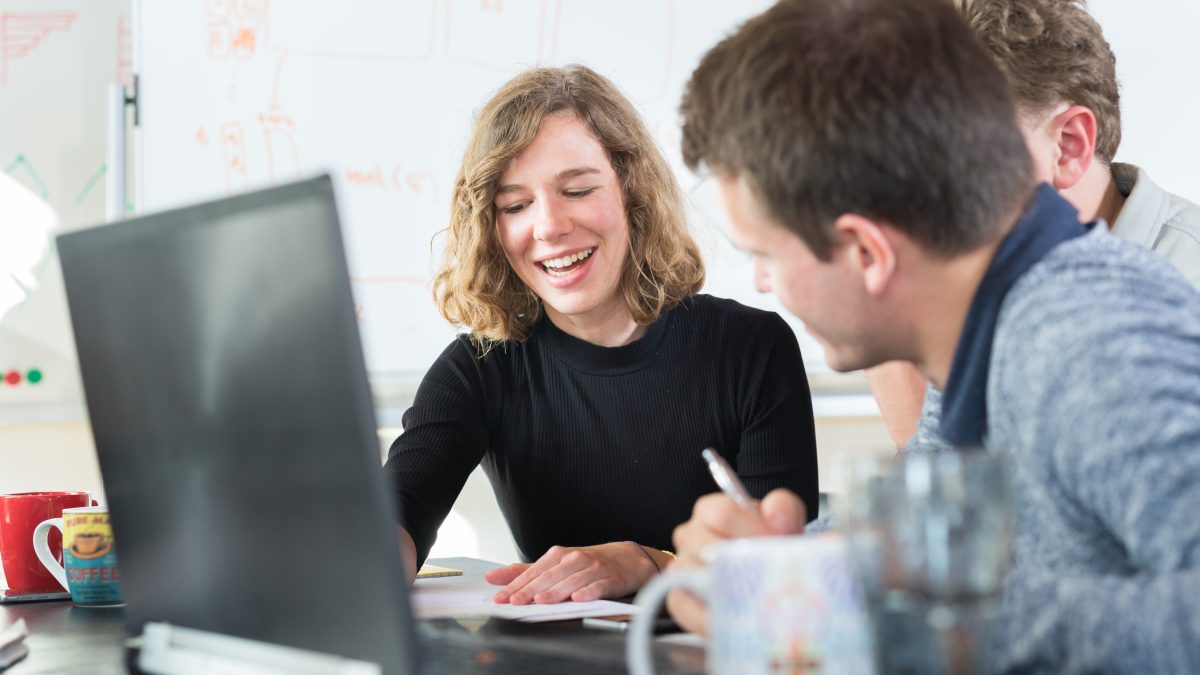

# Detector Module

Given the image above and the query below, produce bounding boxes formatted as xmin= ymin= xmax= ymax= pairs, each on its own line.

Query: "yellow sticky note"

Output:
xmin=417 ymin=564 xmax=464 ymax=579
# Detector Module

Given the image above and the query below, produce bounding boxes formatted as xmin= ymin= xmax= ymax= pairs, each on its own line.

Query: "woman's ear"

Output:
xmin=833 ymin=213 xmax=896 ymax=296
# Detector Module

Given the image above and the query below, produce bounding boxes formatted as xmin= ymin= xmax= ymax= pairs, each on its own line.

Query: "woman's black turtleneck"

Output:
xmin=384 ymin=294 xmax=818 ymax=566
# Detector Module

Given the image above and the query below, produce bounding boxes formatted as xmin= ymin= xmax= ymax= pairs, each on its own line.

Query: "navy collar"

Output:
xmin=939 ymin=185 xmax=1089 ymax=446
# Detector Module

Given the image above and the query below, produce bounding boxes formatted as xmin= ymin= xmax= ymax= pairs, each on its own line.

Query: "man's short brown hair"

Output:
xmin=681 ymin=0 xmax=1033 ymax=260
xmin=955 ymin=0 xmax=1122 ymax=162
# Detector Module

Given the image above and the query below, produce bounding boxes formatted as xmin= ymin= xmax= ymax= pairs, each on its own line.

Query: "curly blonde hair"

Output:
xmin=432 ymin=65 xmax=705 ymax=349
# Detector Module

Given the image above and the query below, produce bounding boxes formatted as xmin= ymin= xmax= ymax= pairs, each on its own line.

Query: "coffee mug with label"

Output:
xmin=0 ymin=491 xmax=93 ymax=593
xmin=628 ymin=534 xmax=875 ymax=675
xmin=32 ymin=505 xmax=123 ymax=606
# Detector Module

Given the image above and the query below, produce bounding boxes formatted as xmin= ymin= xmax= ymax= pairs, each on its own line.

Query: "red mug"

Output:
xmin=0 ymin=492 xmax=93 ymax=592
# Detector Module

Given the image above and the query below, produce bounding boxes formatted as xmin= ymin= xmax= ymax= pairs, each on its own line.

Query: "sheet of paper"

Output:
xmin=411 ymin=575 xmax=639 ymax=622
xmin=511 ymin=602 xmax=638 ymax=623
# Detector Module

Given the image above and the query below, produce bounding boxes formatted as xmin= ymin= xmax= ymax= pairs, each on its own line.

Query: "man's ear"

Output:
xmin=833 ymin=213 xmax=895 ymax=296
xmin=1049 ymin=104 xmax=1098 ymax=190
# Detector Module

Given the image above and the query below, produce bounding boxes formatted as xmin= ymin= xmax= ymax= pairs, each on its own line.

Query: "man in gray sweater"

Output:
xmin=666 ymin=0 xmax=1200 ymax=672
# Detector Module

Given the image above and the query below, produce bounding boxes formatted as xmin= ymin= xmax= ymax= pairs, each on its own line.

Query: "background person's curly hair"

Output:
xmin=953 ymin=0 xmax=1122 ymax=162
xmin=432 ymin=65 xmax=705 ymax=350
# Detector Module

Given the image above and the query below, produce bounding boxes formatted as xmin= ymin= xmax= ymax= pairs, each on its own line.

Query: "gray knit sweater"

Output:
xmin=907 ymin=224 xmax=1200 ymax=672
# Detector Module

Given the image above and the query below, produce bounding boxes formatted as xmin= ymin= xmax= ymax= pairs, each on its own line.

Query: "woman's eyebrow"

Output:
xmin=496 ymin=167 xmax=602 ymax=196
xmin=555 ymin=167 xmax=602 ymax=181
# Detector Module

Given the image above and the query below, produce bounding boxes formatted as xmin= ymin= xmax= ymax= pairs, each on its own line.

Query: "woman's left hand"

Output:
xmin=484 ymin=541 xmax=663 ymax=604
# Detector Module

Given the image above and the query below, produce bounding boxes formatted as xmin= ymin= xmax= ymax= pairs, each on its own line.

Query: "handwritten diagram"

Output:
xmin=343 ymin=163 xmax=438 ymax=203
xmin=0 ymin=10 xmax=76 ymax=85
xmin=257 ymin=112 xmax=302 ymax=185
xmin=4 ymin=154 xmax=48 ymax=198
xmin=206 ymin=0 xmax=262 ymax=61
xmin=73 ymin=164 xmax=106 ymax=206
xmin=116 ymin=15 xmax=132 ymax=86
xmin=197 ymin=113 xmax=305 ymax=192
xmin=219 ymin=122 xmax=248 ymax=192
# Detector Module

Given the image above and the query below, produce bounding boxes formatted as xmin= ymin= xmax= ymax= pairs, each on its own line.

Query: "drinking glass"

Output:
xmin=835 ymin=450 xmax=1013 ymax=675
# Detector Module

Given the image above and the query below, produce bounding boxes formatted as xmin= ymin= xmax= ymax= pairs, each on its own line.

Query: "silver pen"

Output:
xmin=701 ymin=447 xmax=756 ymax=513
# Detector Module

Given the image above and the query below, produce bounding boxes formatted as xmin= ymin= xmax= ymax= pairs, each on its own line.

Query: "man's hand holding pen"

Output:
xmin=666 ymin=488 xmax=808 ymax=635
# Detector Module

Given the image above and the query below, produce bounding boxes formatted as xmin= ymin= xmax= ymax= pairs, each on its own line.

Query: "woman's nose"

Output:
xmin=533 ymin=198 xmax=574 ymax=242
xmin=754 ymin=259 xmax=772 ymax=293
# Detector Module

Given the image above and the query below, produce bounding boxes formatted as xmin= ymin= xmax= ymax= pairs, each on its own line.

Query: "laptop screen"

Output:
xmin=57 ymin=176 xmax=419 ymax=673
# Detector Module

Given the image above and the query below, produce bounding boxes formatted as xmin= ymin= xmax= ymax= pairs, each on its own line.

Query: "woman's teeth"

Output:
xmin=541 ymin=248 xmax=594 ymax=276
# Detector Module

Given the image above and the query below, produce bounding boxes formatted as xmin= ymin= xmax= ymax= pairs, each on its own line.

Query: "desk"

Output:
xmin=1 ymin=557 xmax=703 ymax=674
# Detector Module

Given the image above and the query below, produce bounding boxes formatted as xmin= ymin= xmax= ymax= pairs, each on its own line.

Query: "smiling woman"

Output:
xmin=493 ymin=112 xmax=640 ymax=346
xmin=435 ymin=65 xmax=707 ymax=348
xmin=384 ymin=65 xmax=819 ymax=607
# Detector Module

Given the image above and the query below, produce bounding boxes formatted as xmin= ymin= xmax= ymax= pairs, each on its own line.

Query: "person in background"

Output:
xmin=666 ymin=0 xmax=1200 ymax=671
xmin=385 ymin=64 xmax=818 ymax=605
xmin=868 ymin=0 xmax=1200 ymax=448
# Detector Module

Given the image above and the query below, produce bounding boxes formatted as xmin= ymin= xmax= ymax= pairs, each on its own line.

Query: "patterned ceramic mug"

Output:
xmin=32 ymin=505 xmax=123 ymax=606
xmin=628 ymin=533 xmax=875 ymax=675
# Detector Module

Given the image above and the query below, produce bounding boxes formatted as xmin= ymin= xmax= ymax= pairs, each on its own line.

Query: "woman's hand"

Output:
xmin=485 ymin=541 xmax=666 ymax=604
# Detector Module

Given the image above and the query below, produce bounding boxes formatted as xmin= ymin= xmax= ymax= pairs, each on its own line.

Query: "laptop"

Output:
xmin=57 ymin=177 xmax=657 ymax=674
xmin=57 ymin=176 xmax=420 ymax=672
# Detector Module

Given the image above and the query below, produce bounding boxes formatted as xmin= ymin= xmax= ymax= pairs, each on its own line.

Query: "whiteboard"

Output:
xmin=133 ymin=0 xmax=810 ymax=406
xmin=0 ymin=0 xmax=129 ymax=418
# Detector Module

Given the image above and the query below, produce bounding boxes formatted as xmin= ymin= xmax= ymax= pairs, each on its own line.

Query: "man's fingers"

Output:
xmin=672 ymin=518 xmax=713 ymax=556
xmin=666 ymin=588 xmax=709 ymax=636
xmin=675 ymin=493 xmax=773 ymax=552
xmin=702 ymin=493 xmax=775 ymax=537
xmin=662 ymin=490 xmax=808 ymax=634
xmin=760 ymin=488 xmax=807 ymax=535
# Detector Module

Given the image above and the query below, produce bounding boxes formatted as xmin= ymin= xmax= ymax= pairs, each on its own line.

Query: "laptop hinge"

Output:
xmin=137 ymin=622 xmax=382 ymax=675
